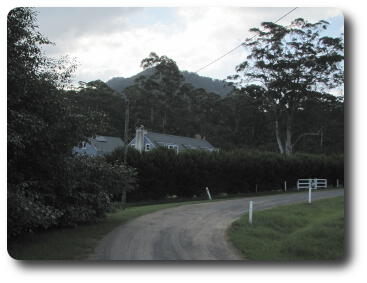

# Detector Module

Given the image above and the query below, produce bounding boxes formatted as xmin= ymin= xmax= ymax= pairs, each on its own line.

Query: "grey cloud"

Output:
xmin=35 ymin=7 xmax=142 ymax=44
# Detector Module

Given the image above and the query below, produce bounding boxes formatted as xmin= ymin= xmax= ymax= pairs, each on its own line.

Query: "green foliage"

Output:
xmin=8 ymin=184 xmax=63 ymax=237
xmin=55 ymin=156 xmax=137 ymax=227
xmin=228 ymin=18 xmax=344 ymax=155
xmin=7 ymin=8 xmax=138 ymax=238
xmin=69 ymin=80 xmax=125 ymax=136
xmin=228 ymin=197 xmax=344 ymax=260
xmin=72 ymin=49 xmax=343 ymax=155
xmin=8 ymin=155 xmax=137 ymax=237
xmin=81 ymin=51 xmax=344 ymax=154
xmin=107 ymin=147 xmax=343 ymax=202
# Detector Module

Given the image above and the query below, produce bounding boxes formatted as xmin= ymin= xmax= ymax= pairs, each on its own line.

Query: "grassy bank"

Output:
xmin=228 ymin=196 xmax=344 ymax=261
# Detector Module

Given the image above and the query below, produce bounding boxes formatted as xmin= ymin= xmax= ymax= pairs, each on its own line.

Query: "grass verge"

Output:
xmin=228 ymin=196 xmax=344 ymax=261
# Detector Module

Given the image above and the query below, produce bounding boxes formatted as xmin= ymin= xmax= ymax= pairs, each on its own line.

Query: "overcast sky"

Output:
xmin=35 ymin=7 xmax=344 ymax=85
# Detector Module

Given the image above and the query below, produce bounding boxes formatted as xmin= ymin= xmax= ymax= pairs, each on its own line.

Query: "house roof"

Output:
xmin=145 ymin=131 xmax=215 ymax=151
xmin=90 ymin=136 xmax=124 ymax=154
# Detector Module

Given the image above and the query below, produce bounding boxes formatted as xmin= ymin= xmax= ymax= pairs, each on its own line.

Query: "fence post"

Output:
xmin=205 ymin=187 xmax=212 ymax=200
xmin=337 ymin=179 xmax=339 ymax=188
xmin=249 ymin=201 xmax=253 ymax=224
xmin=255 ymin=184 xmax=258 ymax=193
xmin=284 ymin=181 xmax=287 ymax=192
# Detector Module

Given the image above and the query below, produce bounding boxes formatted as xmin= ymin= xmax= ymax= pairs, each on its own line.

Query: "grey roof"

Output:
xmin=90 ymin=136 xmax=124 ymax=154
xmin=146 ymin=131 xmax=215 ymax=151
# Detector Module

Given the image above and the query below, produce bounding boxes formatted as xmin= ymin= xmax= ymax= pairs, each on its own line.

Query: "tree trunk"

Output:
xmin=285 ymin=112 xmax=293 ymax=156
xmin=122 ymin=98 xmax=129 ymax=205
xmin=275 ymin=119 xmax=284 ymax=154
xmin=320 ymin=127 xmax=324 ymax=153
xmin=162 ymin=111 xmax=166 ymax=133
xmin=123 ymin=99 xmax=130 ymax=163
xmin=121 ymin=190 xmax=126 ymax=206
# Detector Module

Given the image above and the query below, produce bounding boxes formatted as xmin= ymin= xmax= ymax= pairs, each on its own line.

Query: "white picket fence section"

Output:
xmin=297 ymin=178 xmax=327 ymax=190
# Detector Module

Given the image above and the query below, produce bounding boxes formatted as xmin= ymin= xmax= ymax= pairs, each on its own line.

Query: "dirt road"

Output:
xmin=92 ymin=189 xmax=344 ymax=260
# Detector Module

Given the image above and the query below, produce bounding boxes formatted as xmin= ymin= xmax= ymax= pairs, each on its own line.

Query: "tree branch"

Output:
xmin=292 ymin=130 xmax=321 ymax=148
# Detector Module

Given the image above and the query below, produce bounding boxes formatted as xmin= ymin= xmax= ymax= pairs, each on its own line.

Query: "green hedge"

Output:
xmin=107 ymin=148 xmax=344 ymax=202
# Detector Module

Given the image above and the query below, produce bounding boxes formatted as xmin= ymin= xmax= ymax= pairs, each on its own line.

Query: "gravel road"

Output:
xmin=92 ymin=189 xmax=344 ymax=260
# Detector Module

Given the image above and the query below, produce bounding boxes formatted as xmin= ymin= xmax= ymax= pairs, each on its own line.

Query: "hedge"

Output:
xmin=107 ymin=148 xmax=344 ymax=202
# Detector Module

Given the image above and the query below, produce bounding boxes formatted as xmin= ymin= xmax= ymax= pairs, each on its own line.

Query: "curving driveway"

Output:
xmin=92 ymin=189 xmax=344 ymax=260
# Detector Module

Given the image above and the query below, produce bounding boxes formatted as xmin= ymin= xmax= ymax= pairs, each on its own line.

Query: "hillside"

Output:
xmin=106 ymin=68 xmax=233 ymax=97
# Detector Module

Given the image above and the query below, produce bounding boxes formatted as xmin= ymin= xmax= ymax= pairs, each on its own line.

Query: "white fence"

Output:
xmin=297 ymin=178 xmax=327 ymax=190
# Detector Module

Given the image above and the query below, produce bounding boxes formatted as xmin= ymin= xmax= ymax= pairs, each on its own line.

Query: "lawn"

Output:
xmin=228 ymin=196 xmax=344 ymax=261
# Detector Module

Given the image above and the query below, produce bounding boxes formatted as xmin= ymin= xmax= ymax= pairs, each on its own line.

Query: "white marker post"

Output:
xmin=284 ymin=181 xmax=287 ymax=192
xmin=205 ymin=187 xmax=212 ymax=200
xmin=309 ymin=178 xmax=316 ymax=204
xmin=249 ymin=201 xmax=253 ymax=224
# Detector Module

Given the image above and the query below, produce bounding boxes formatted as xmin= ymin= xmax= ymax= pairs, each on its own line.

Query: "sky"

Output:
xmin=35 ymin=7 xmax=344 ymax=85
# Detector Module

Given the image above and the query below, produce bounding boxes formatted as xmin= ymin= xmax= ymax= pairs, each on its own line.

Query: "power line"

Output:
xmin=194 ymin=7 xmax=298 ymax=73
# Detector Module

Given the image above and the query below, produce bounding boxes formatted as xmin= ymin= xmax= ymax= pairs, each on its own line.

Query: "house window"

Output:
xmin=168 ymin=144 xmax=179 ymax=154
xmin=145 ymin=144 xmax=151 ymax=151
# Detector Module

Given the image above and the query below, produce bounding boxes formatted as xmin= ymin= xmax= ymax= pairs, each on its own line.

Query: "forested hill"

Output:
xmin=106 ymin=68 xmax=233 ymax=96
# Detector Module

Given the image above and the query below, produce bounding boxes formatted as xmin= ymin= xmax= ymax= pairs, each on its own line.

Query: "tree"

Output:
xmin=7 ymin=7 xmax=86 ymax=187
xmin=216 ymin=85 xmax=273 ymax=150
xmin=228 ymin=18 xmax=344 ymax=155
xmin=7 ymin=8 xmax=137 ymax=237
xmin=137 ymin=52 xmax=185 ymax=133
xmin=70 ymin=80 xmax=126 ymax=137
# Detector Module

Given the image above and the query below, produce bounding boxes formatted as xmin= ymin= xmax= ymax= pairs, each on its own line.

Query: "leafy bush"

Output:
xmin=7 ymin=183 xmax=63 ymax=237
xmin=8 ymin=156 xmax=137 ymax=237
xmin=107 ymin=148 xmax=343 ymax=202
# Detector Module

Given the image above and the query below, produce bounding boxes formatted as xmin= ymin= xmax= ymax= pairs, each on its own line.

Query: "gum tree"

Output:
xmin=228 ymin=18 xmax=344 ymax=155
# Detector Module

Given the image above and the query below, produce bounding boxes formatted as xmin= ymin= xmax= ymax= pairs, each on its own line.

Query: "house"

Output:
xmin=73 ymin=135 xmax=124 ymax=156
xmin=129 ymin=126 xmax=216 ymax=153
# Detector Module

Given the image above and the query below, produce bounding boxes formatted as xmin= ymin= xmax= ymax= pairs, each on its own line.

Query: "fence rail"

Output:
xmin=297 ymin=178 xmax=327 ymax=190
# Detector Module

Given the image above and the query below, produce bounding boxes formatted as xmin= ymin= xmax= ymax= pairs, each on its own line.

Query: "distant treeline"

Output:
xmin=106 ymin=69 xmax=234 ymax=97
xmin=71 ymin=79 xmax=344 ymax=155
xmin=107 ymin=148 xmax=344 ymax=202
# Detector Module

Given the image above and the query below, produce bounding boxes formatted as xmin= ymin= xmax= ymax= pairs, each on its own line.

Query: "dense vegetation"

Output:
xmin=73 ymin=59 xmax=343 ymax=154
xmin=7 ymin=8 xmax=137 ymax=238
xmin=107 ymin=147 xmax=343 ymax=202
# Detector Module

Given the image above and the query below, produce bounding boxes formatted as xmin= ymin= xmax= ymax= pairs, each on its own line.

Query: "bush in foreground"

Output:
xmin=8 ymin=156 xmax=137 ymax=238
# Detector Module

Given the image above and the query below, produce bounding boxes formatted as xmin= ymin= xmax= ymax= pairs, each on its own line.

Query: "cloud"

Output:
xmin=36 ymin=7 xmax=343 ymax=83
xmin=36 ymin=7 xmax=141 ymax=53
